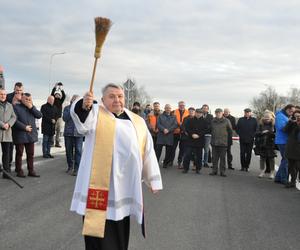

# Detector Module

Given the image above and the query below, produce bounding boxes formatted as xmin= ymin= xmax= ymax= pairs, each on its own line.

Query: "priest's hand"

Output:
xmin=192 ymin=134 xmax=199 ymax=139
xmin=83 ymin=92 xmax=94 ymax=110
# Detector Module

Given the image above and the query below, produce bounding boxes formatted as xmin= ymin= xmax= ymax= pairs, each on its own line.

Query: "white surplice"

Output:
xmin=70 ymin=101 xmax=163 ymax=224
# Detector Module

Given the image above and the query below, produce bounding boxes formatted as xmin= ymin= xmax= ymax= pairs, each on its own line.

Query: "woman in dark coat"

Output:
xmin=283 ymin=110 xmax=300 ymax=188
xmin=254 ymin=111 xmax=277 ymax=179
xmin=156 ymin=104 xmax=178 ymax=168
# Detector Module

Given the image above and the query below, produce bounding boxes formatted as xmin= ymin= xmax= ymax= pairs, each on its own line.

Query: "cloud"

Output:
xmin=1 ymin=0 xmax=300 ymax=115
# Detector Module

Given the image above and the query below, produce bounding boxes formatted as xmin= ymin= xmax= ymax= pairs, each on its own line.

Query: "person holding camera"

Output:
xmin=12 ymin=93 xmax=42 ymax=177
xmin=51 ymin=82 xmax=66 ymax=147
xmin=283 ymin=109 xmax=300 ymax=188
xmin=274 ymin=104 xmax=296 ymax=184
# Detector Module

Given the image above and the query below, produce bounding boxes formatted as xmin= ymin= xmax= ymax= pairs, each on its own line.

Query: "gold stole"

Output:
xmin=82 ymin=106 xmax=147 ymax=238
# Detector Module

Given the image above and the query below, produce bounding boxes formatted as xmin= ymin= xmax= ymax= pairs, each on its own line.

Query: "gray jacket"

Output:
xmin=0 ymin=101 xmax=16 ymax=142
xmin=211 ymin=117 xmax=232 ymax=147
xmin=156 ymin=112 xmax=178 ymax=146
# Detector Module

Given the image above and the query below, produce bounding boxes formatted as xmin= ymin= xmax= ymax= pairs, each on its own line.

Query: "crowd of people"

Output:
xmin=132 ymin=100 xmax=300 ymax=188
xmin=0 ymin=82 xmax=299 ymax=190
xmin=0 ymin=81 xmax=82 ymax=179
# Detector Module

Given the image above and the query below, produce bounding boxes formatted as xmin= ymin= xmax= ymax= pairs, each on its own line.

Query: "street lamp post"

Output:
xmin=48 ymin=52 xmax=66 ymax=93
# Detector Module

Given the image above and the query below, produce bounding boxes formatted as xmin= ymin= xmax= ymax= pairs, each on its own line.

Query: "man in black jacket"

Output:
xmin=13 ymin=93 xmax=42 ymax=177
xmin=41 ymin=96 xmax=57 ymax=158
xmin=6 ymin=82 xmax=24 ymax=104
xmin=236 ymin=108 xmax=258 ymax=171
xmin=224 ymin=108 xmax=236 ymax=170
xmin=182 ymin=109 xmax=208 ymax=174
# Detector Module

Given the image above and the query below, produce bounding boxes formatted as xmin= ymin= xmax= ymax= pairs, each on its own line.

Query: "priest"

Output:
xmin=70 ymin=83 xmax=163 ymax=250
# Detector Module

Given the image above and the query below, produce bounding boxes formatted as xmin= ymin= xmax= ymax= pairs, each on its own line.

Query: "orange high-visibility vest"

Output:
xmin=148 ymin=113 xmax=160 ymax=133
xmin=174 ymin=109 xmax=189 ymax=134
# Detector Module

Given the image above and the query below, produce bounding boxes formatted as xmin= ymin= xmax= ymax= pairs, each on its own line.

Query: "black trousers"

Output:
xmin=155 ymin=144 xmax=173 ymax=166
xmin=9 ymin=142 xmax=14 ymax=169
xmin=265 ymin=158 xmax=271 ymax=173
xmin=183 ymin=146 xmax=203 ymax=171
xmin=288 ymin=159 xmax=300 ymax=185
xmin=152 ymin=135 xmax=157 ymax=148
xmin=84 ymin=216 xmax=130 ymax=250
xmin=226 ymin=145 xmax=233 ymax=167
xmin=171 ymin=134 xmax=185 ymax=165
xmin=240 ymin=142 xmax=253 ymax=169
xmin=1 ymin=142 xmax=12 ymax=173
xmin=212 ymin=146 xmax=227 ymax=174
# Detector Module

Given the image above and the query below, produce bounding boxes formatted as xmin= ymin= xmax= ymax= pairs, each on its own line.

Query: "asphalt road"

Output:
xmin=0 ymin=143 xmax=300 ymax=250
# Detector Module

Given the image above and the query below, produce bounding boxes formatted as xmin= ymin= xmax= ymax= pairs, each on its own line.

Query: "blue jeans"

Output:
xmin=64 ymin=136 xmax=83 ymax=171
xmin=42 ymin=135 xmax=53 ymax=156
xmin=203 ymin=135 xmax=211 ymax=164
xmin=275 ymin=144 xmax=288 ymax=184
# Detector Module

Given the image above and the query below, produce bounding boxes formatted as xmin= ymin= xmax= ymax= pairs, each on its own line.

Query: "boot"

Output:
xmin=269 ymin=170 xmax=275 ymax=179
xmin=28 ymin=171 xmax=40 ymax=177
xmin=258 ymin=170 xmax=265 ymax=178
xmin=16 ymin=170 xmax=26 ymax=178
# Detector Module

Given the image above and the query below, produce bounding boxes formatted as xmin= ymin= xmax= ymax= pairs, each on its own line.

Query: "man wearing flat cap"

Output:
xmin=209 ymin=108 xmax=232 ymax=177
xmin=236 ymin=108 xmax=258 ymax=171
xmin=182 ymin=108 xmax=208 ymax=174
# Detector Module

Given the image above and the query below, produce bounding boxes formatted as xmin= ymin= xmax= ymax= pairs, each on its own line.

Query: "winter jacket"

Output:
xmin=0 ymin=101 xmax=16 ymax=142
xmin=203 ymin=113 xmax=213 ymax=134
xmin=284 ymin=121 xmax=300 ymax=160
xmin=156 ymin=112 xmax=178 ymax=145
xmin=12 ymin=103 xmax=42 ymax=144
xmin=184 ymin=116 xmax=208 ymax=147
xmin=181 ymin=116 xmax=192 ymax=141
xmin=63 ymin=105 xmax=83 ymax=137
xmin=211 ymin=117 xmax=232 ymax=147
xmin=41 ymin=103 xmax=57 ymax=136
xmin=236 ymin=116 xmax=258 ymax=143
xmin=6 ymin=92 xmax=15 ymax=104
xmin=254 ymin=123 xmax=277 ymax=158
xmin=275 ymin=110 xmax=289 ymax=145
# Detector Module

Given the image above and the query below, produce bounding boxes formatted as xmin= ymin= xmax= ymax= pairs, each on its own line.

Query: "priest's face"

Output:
xmin=102 ymin=87 xmax=125 ymax=114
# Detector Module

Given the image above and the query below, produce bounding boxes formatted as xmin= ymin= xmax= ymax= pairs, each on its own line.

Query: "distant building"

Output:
xmin=0 ymin=65 xmax=5 ymax=88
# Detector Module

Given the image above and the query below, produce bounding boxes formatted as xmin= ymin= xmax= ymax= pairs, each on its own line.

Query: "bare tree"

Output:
xmin=251 ymin=86 xmax=285 ymax=118
xmin=287 ymin=87 xmax=300 ymax=106
xmin=123 ymin=78 xmax=152 ymax=109
xmin=131 ymin=85 xmax=152 ymax=108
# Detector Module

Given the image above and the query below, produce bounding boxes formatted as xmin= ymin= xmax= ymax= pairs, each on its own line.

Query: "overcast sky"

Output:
xmin=1 ymin=0 xmax=300 ymax=115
